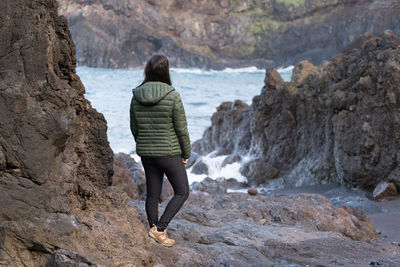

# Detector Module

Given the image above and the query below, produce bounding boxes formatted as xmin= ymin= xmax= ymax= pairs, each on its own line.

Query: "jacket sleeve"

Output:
xmin=173 ymin=93 xmax=191 ymax=159
xmin=130 ymin=97 xmax=138 ymax=142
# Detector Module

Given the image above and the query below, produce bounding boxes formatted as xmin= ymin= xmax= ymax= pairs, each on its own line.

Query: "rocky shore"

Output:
xmin=1 ymin=1 xmax=399 ymax=266
xmin=58 ymin=0 xmax=400 ymax=69
xmin=193 ymin=30 xmax=400 ymax=192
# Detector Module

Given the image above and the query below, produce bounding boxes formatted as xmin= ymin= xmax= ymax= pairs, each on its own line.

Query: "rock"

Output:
xmin=0 ymin=148 xmax=5 ymax=171
xmin=0 ymin=1 xmax=168 ymax=265
xmin=186 ymin=151 xmax=199 ymax=169
xmin=247 ymin=188 xmax=258 ymax=196
xmin=112 ymin=154 xmax=139 ymax=199
xmin=193 ymin=31 xmax=400 ymax=190
xmin=191 ymin=159 xmax=209 ymax=175
xmin=192 ymin=100 xmax=251 ymax=156
xmin=115 ymin=153 xmax=174 ymax=202
xmin=130 ymin=192 xmax=400 ymax=266
xmin=190 ymin=177 xmax=247 ymax=194
xmin=48 ymin=249 xmax=99 ymax=266
xmin=373 ymin=182 xmax=399 ymax=200
xmin=58 ymin=0 xmax=400 ymax=69
xmin=221 ymin=154 xmax=241 ymax=168
xmin=114 ymin=153 xmax=146 ymax=198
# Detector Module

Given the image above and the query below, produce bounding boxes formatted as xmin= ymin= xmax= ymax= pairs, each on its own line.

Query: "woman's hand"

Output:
xmin=182 ymin=158 xmax=188 ymax=164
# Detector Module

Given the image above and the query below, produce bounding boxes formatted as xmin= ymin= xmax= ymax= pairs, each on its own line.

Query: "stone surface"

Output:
xmin=0 ymin=1 xmax=167 ymax=265
xmin=248 ymin=187 xmax=258 ymax=196
xmin=191 ymin=159 xmax=209 ymax=175
xmin=193 ymin=31 xmax=400 ymax=190
xmin=131 ymin=192 xmax=400 ymax=266
xmin=58 ymin=0 xmax=400 ymax=69
xmin=112 ymin=154 xmax=139 ymax=199
xmin=373 ymin=182 xmax=399 ymax=200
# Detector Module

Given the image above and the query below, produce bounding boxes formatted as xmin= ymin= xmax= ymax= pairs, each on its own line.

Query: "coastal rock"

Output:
xmin=190 ymin=177 xmax=247 ymax=194
xmin=112 ymin=154 xmax=139 ymax=199
xmin=115 ymin=152 xmax=146 ymax=198
xmin=248 ymin=188 xmax=258 ymax=196
xmin=373 ymin=182 xmax=399 ymax=200
xmin=191 ymin=159 xmax=209 ymax=175
xmin=0 ymin=1 xmax=168 ymax=265
xmin=131 ymin=192 xmax=400 ymax=266
xmin=193 ymin=30 xmax=400 ymax=190
xmin=185 ymin=151 xmax=199 ymax=168
xmin=114 ymin=153 xmax=174 ymax=202
xmin=57 ymin=0 xmax=400 ymax=69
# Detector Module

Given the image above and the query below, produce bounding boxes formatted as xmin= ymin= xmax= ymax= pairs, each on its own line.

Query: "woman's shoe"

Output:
xmin=149 ymin=225 xmax=175 ymax=247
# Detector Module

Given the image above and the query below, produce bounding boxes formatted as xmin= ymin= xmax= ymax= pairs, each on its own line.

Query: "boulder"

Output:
xmin=373 ymin=182 xmax=399 ymax=200
xmin=191 ymin=159 xmax=209 ymax=175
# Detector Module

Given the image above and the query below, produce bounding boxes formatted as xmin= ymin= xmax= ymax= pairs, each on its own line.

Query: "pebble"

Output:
xmin=248 ymin=188 xmax=258 ymax=196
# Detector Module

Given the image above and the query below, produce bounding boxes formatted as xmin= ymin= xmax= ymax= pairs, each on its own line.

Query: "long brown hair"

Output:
xmin=139 ymin=55 xmax=172 ymax=86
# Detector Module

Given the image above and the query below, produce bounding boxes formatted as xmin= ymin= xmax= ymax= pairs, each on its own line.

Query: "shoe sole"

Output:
xmin=148 ymin=231 xmax=174 ymax=247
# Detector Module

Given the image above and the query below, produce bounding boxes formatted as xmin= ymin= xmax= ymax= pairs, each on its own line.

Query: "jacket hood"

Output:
xmin=133 ymin=82 xmax=175 ymax=106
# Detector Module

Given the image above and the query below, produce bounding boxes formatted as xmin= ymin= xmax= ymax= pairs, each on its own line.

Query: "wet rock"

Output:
xmin=186 ymin=151 xmax=199 ymax=168
xmin=247 ymin=188 xmax=258 ymax=196
xmin=112 ymin=154 xmax=139 ymax=199
xmin=59 ymin=0 xmax=400 ymax=69
xmin=373 ymin=182 xmax=399 ymax=200
xmin=190 ymin=177 xmax=247 ymax=194
xmin=191 ymin=177 xmax=226 ymax=194
xmin=192 ymin=100 xmax=251 ymax=156
xmin=221 ymin=154 xmax=242 ymax=168
xmin=191 ymin=159 xmax=209 ymax=175
xmin=194 ymin=31 xmax=400 ymax=191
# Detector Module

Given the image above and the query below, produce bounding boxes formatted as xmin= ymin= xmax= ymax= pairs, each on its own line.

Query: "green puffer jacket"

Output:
xmin=130 ymin=81 xmax=191 ymax=159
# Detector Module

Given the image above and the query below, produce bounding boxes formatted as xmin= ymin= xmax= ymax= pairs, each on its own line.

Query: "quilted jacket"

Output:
xmin=130 ymin=81 xmax=191 ymax=159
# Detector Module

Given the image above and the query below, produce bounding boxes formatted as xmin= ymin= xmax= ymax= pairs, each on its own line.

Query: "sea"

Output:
xmin=78 ymin=66 xmax=293 ymax=184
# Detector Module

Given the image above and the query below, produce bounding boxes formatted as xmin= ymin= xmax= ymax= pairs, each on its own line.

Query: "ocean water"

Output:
xmin=78 ymin=66 xmax=293 ymax=183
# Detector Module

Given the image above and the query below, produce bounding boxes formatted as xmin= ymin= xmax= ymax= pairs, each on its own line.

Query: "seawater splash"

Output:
xmin=187 ymin=151 xmax=251 ymax=184
xmin=78 ymin=65 xmax=293 ymax=184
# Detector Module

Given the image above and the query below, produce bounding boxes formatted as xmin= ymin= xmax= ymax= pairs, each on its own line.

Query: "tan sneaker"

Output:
xmin=148 ymin=225 xmax=175 ymax=247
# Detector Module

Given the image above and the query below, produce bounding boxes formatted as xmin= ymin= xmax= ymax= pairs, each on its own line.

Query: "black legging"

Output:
xmin=141 ymin=156 xmax=189 ymax=231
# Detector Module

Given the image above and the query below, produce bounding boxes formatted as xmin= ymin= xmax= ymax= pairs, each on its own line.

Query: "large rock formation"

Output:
xmin=193 ymin=30 xmax=400 ymax=190
xmin=0 ymin=1 xmax=160 ymax=265
xmin=1 ymin=1 xmax=399 ymax=265
xmin=57 ymin=0 xmax=400 ymax=69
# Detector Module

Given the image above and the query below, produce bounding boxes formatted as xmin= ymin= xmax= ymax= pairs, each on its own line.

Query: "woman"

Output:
xmin=130 ymin=55 xmax=191 ymax=247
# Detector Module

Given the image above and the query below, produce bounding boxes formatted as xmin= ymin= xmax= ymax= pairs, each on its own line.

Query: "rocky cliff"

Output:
xmin=2 ymin=1 xmax=400 ymax=266
xmin=57 ymin=0 xmax=400 ymax=69
xmin=0 ymin=1 xmax=157 ymax=265
xmin=193 ymin=30 xmax=400 ymax=190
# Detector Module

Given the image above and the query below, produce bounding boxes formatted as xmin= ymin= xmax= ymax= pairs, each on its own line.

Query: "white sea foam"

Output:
xmin=186 ymin=152 xmax=248 ymax=184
